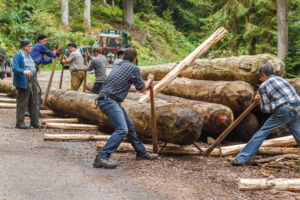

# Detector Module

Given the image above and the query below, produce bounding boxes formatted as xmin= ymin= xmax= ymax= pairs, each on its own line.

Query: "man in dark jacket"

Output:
xmin=12 ymin=40 xmax=44 ymax=129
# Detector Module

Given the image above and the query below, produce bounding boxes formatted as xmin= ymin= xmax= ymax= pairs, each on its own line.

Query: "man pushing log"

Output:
xmin=231 ymin=64 xmax=300 ymax=165
xmin=93 ymin=48 xmax=158 ymax=169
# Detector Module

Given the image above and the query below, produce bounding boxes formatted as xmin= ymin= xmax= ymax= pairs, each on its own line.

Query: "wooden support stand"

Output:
xmin=59 ymin=63 xmax=64 ymax=89
xmin=44 ymin=56 xmax=59 ymax=103
xmin=149 ymin=85 xmax=158 ymax=153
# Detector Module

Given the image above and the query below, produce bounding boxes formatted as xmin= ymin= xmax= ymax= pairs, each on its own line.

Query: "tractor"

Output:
xmin=93 ymin=30 xmax=131 ymax=63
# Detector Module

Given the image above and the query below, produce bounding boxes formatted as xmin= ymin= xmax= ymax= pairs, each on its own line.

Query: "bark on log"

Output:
xmin=46 ymin=89 xmax=203 ymax=145
xmin=0 ymin=80 xmax=17 ymax=97
xmin=287 ymin=78 xmax=300 ymax=95
xmin=140 ymin=54 xmax=284 ymax=85
xmin=238 ymin=178 xmax=300 ymax=191
xmin=41 ymin=118 xmax=81 ymax=124
xmin=0 ymin=97 xmax=16 ymax=103
xmin=160 ymin=78 xmax=255 ymax=114
xmin=128 ymin=93 xmax=234 ymax=134
xmin=45 ymin=123 xmax=100 ymax=130
xmin=96 ymin=142 xmax=299 ymax=157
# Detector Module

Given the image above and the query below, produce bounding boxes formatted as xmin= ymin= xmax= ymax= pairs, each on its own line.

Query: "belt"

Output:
xmin=283 ymin=102 xmax=300 ymax=107
xmin=98 ymin=93 xmax=120 ymax=102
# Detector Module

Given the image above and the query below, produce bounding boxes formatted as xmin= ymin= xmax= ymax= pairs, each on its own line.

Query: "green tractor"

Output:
xmin=93 ymin=30 xmax=131 ymax=63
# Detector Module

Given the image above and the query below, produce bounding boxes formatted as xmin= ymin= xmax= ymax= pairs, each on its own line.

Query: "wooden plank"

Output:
xmin=40 ymin=110 xmax=56 ymax=115
xmin=40 ymin=118 xmax=80 ymax=125
xmin=45 ymin=122 xmax=100 ymax=130
xmin=0 ymin=93 xmax=10 ymax=97
xmin=44 ymin=56 xmax=58 ymax=103
xmin=0 ymin=103 xmax=16 ymax=108
xmin=139 ymin=27 xmax=228 ymax=102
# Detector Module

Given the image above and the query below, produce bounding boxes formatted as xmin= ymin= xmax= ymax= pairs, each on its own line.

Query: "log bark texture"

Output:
xmin=140 ymin=54 xmax=284 ymax=85
xmin=46 ymin=89 xmax=203 ymax=145
xmin=160 ymin=78 xmax=255 ymax=114
xmin=128 ymin=93 xmax=234 ymax=134
xmin=238 ymin=178 xmax=300 ymax=191
xmin=0 ymin=80 xmax=17 ymax=97
xmin=287 ymin=78 xmax=300 ymax=95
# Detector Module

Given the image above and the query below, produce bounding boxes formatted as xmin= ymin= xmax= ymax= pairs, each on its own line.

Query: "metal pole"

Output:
xmin=150 ymin=85 xmax=158 ymax=153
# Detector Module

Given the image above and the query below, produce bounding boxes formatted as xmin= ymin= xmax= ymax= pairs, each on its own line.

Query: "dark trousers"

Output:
xmin=92 ymin=82 xmax=104 ymax=94
xmin=16 ymin=77 xmax=39 ymax=126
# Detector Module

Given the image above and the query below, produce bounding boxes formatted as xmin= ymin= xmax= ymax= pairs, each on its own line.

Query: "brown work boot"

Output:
xmin=93 ymin=156 xmax=118 ymax=169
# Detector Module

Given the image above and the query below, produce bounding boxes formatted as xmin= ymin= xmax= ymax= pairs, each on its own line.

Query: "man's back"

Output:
xmin=68 ymin=51 xmax=84 ymax=71
xmin=100 ymin=60 xmax=145 ymax=102
xmin=88 ymin=55 xmax=107 ymax=82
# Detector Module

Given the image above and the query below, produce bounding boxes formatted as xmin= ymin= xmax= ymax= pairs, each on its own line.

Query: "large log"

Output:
xmin=231 ymin=113 xmax=260 ymax=141
xmin=140 ymin=54 xmax=285 ymax=85
xmin=139 ymin=27 xmax=228 ymax=102
xmin=238 ymin=178 xmax=300 ymax=191
xmin=46 ymin=89 xmax=203 ymax=145
xmin=160 ymin=78 xmax=255 ymax=114
xmin=128 ymin=93 xmax=234 ymax=134
xmin=0 ymin=80 xmax=17 ymax=97
xmin=287 ymin=78 xmax=300 ymax=95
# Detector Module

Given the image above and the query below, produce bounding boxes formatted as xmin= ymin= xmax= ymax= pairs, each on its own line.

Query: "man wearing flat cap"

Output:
xmin=12 ymin=40 xmax=44 ymax=129
xmin=62 ymin=43 xmax=85 ymax=91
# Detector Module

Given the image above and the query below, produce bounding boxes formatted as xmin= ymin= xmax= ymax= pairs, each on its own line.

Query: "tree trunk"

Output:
xmin=46 ymin=89 xmax=203 ymax=145
xmin=128 ymin=93 xmax=234 ymax=135
xmin=160 ymin=78 xmax=255 ymax=115
xmin=0 ymin=80 xmax=17 ymax=97
xmin=122 ymin=0 xmax=134 ymax=27
xmin=112 ymin=0 xmax=115 ymax=6
xmin=61 ymin=0 xmax=69 ymax=28
xmin=277 ymin=0 xmax=288 ymax=60
xmin=140 ymin=54 xmax=285 ymax=85
xmin=239 ymin=178 xmax=300 ymax=191
xmin=84 ymin=0 xmax=91 ymax=30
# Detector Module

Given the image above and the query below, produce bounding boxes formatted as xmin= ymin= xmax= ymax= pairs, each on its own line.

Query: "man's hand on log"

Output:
xmin=147 ymin=73 xmax=154 ymax=82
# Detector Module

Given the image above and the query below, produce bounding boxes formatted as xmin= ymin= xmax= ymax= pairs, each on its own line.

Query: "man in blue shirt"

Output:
xmin=232 ymin=64 xmax=300 ymax=165
xmin=93 ymin=48 xmax=158 ymax=169
xmin=30 ymin=34 xmax=57 ymax=117
xmin=13 ymin=40 xmax=44 ymax=129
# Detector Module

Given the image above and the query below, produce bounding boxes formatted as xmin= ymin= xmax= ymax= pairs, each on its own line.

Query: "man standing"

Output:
xmin=62 ymin=43 xmax=85 ymax=91
xmin=12 ymin=39 xmax=44 ymax=129
xmin=86 ymin=47 xmax=107 ymax=94
xmin=93 ymin=48 xmax=158 ymax=169
xmin=232 ymin=64 xmax=300 ymax=165
xmin=30 ymin=34 xmax=58 ymax=116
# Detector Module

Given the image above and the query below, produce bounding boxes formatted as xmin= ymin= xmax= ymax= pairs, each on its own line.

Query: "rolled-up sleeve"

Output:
xmin=131 ymin=68 xmax=145 ymax=91
xmin=259 ymin=87 xmax=272 ymax=113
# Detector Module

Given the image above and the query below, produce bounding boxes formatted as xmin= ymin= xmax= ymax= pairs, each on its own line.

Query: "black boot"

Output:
xmin=93 ymin=157 xmax=118 ymax=169
xmin=31 ymin=124 xmax=45 ymax=129
xmin=136 ymin=152 xmax=159 ymax=160
xmin=15 ymin=124 xmax=31 ymax=129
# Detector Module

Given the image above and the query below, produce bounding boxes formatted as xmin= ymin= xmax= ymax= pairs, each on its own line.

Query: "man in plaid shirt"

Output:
xmin=232 ymin=64 xmax=300 ymax=165
xmin=93 ymin=48 xmax=158 ymax=169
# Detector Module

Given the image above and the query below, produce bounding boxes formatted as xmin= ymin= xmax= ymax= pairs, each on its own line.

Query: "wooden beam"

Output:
xmin=40 ymin=110 xmax=56 ymax=115
xmin=40 ymin=118 xmax=80 ymax=125
xmin=45 ymin=122 xmax=100 ymax=130
xmin=0 ymin=103 xmax=16 ymax=108
xmin=44 ymin=134 xmax=110 ymax=141
xmin=0 ymin=93 xmax=10 ymax=97
xmin=139 ymin=27 xmax=228 ymax=102
xmin=238 ymin=178 xmax=300 ymax=191
xmin=0 ymin=97 xmax=16 ymax=103
xmin=44 ymin=56 xmax=58 ymax=103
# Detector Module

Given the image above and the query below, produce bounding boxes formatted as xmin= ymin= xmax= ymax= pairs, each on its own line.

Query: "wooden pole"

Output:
xmin=44 ymin=134 xmax=111 ymax=141
xmin=83 ymin=50 xmax=89 ymax=92
xmin=44 ymin=56 xmax=59 ymax=103
xmin=238 ymin=178 xmax=300 ymax=191
xmin=45 ymin=122 xmax=100 ymax=130
xmin=40 ymin=118 xmax=80 ymax=124
xmin=0 ymin=102 xmax=16 ymax=108
xmin=139 ymin=27 xmax=228 ymax=102
xmin=150 ymin=85 xmax=158 ymax=153
xmin=59 ymin=62 xmax=64 ymax=89
xmin=39 ymin=110 xmax=56 ymax=116
xmin=204 ymin=100 xmax=259 ymax=156
xmin=0 ymin=97 xmax=16 ymax=103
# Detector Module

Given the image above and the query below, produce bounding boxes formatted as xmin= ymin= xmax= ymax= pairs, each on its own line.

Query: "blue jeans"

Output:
xmin=236 ymin=105 xmax=300 ymax=163
xmin=97 ymin=97 xmax=146 ymax=159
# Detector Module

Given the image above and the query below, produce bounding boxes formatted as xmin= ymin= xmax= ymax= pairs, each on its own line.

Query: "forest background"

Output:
xmin=0 ymin=0 xmax=299 ymax=77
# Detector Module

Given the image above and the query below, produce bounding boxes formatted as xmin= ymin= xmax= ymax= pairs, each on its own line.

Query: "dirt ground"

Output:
xmin=0 ymin=71 xmax=300 ymax=200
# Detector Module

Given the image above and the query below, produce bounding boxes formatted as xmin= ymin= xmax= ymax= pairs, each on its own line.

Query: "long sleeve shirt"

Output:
xmin=259 ymin=75 xmax=300 ymax=113
xmin=30 ymin=42 xmax=56 ymax=65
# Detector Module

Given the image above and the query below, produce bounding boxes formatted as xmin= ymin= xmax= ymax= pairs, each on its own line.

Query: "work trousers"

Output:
xmin=71 ymin=71 xmax=85 ymax=91
xmin=236 ymin=104 xmax=300 ymax=163
xmin=16 ymin=77 xmax=39 ymax=127
xmin=97 ymin=96 xmax=147 ymax=159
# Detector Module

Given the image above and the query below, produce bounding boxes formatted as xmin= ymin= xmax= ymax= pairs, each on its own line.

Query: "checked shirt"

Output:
xmin=259 ymin=75 xmax=300 ymax=113
xmin=100 ymin=60 xmax=145 ymax=102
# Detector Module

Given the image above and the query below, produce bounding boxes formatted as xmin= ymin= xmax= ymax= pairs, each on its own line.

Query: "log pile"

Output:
xmin=0 ymin=80 xmax=17 ymax=97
